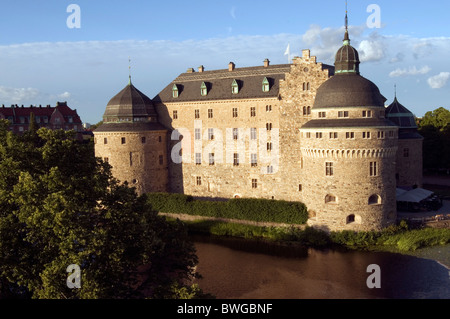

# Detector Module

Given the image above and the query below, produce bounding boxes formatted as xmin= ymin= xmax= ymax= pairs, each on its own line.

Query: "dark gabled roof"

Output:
xmin=103 ymin=79 xmax=157 ymax=120
xmin=385 ymin=97 xmax=418 ymax=129
xmin=94 ymin=122 xmax=167 ymax=133
xmin=153 ymin=64 xmax=292 ymax=103
xmin=0 ymin=102 xmax=82 ymax=123
xmin=313 ymin=73 xmax=387 ymax=109
xmin=301 ymin=118 xmax=398 ymax=129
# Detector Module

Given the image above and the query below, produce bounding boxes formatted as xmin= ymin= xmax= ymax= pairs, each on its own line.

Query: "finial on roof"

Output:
xmin=344 ymin=1 xmax=350 ymax=44
xmin=128 ymin=56 xmax=132 ymax=85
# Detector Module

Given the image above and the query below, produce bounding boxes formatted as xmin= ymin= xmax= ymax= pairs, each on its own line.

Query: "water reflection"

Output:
xmin=192 ymin=235 xmax=450 ymax=299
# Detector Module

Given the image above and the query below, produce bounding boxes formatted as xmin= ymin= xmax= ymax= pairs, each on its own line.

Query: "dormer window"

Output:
xmin=262 ymin=77 xmax=270 ymax=92
xmin=200 ymin=82 xmax=208 ymax=96
xmin=172 ymin=84 xmax=179 ymax=98
xmin=231 ymin=79 xmax=239 ymax=94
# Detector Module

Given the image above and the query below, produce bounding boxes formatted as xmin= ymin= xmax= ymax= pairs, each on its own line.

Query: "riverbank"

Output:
xmin=163 ymin=215 xmax=450 ymax=266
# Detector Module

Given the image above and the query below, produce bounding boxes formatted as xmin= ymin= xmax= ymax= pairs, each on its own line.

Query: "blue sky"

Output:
xmin=0 ymin=0 xmax=449 ymax=124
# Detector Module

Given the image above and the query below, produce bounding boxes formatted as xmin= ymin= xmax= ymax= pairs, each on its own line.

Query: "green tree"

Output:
xmin=0 ymin=123 xmax=199 ymax=299
xmin=419 ymin=107 xmax=450 ymax=130
xmin=419 ymin=107 xmax=450 ymax=171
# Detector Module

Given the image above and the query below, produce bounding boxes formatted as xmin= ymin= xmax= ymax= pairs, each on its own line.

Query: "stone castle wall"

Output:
xmin=396 ymin=138 xmax=423 ymax=188
xmin=94 ymin=130 xmax=169 ymax=194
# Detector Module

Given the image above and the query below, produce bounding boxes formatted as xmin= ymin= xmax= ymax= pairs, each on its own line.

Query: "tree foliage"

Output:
xmin=0 ymin=122 xmax=199 ymax=299
xmin=418 ymin=107 xmax=450 ymax=171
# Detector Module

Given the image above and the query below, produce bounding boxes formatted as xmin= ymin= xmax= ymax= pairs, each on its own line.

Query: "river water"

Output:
xmin=193 ymin=235 xmax=450 ymax=299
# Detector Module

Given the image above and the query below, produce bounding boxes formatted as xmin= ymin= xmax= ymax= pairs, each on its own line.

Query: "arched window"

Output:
xmin=303 ymin=82 xmax=306 ymax=91
xmin=307 ymin=82 xmax=311 ymax=90
xmin=232 ymin=79 xmax=239 ymax=94
xmin=200 ymin=82 xmax=208 ymax=96
xmin=369 ymin=194 xmax=382 ymax=205
xmin=347 ymin=214 xmax=355 ymax=223
xmin=262 ymin=77 xmax=270 ymax=92
xmin=172 ymin=84 xmax=179 ymax=98
xmin=307 ymin=106 xmax=311 ymax=115
xmin=325 ymin=194 xmax=337 ymax=204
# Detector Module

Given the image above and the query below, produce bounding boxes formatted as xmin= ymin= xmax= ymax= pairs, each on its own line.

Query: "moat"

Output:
xmin=193 ymin=235 xmax=450 ymax=299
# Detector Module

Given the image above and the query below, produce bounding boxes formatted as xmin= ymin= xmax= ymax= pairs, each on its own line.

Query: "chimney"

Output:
xmin=228 ymin=62 xmax=235 ymax=72
xmin=186 ymin=68 xmax=195 ymax=73
xmin=263 ymin=58 xmax=270 ymax=67
xmin=198 ymin=65 xmax=204 ymax=73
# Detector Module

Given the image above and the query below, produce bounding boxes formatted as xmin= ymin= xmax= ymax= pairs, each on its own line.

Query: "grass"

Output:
xmin=167 ymin=217 xmax=450 ymax=252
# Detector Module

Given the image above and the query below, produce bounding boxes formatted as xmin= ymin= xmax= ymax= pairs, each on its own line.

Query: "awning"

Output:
xmin=397 ymin=188 xmax=434 ymax=203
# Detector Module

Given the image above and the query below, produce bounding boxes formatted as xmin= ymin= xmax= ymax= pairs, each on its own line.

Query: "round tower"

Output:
xmin=300 ymin=17 xmax=398 ymax=231
xmin=386 ymin=96 xmax=423 ymax=188
xmin=94 ymin=77 xmax=169 ymax=195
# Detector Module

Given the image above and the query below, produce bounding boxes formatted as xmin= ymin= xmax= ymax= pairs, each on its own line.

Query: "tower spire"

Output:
xmin=344 ymin=1 xmax=350 ymax=44
xmin=128 ymin=56 xmax=132 ymax=85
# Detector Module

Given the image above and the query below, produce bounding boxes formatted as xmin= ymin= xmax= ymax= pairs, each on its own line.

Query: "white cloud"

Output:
xmin=358 ymin=32 xmax=387 ymax=62
xmin=427 ymin=72 xmax=450 ymax=89
xmin=389 ymin=66 xmax=431 ymax=78
xmin=230 ymin=6 xmax=236 ymax=20
xmin=0 ymin=86 xmax=41 ymax=104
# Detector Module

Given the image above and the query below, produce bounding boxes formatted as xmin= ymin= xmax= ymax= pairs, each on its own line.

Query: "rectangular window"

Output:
xmin=195 ymin=128 xmax=201 ymax=140
xmin=158 ymin=136 xmax=162 ymax=143
xmin=104 ymin=137 xmax=108 ymax=144
xmin=316 ymin=132 xmax=323 ymax=139
xmin=209 ymin=153 xmax=215 ymax=165
xmin=159 ymin=155 xmax=164 ymax=165
xmin=318 ymin=112 xmax=326 ymax=118
xmin=326 ymin=162 xmax=334 ymax=176
xmin=233 ymin=153 xmax=239 ymax=166
xmin=208 ymin=128 xmax=214 ymax=140
xmin=363 ymin=132 xmax=371 ymax=139
xmin=266 ymin=105 xmax=272 ymax=112
xmin=267 ymin=142 xmax=272 ymax=151
xmin=250 ymin=107 xmax=256 ymax=117
xmin=233 ymin=128 xmax=239 ymax=140
xmin=362 ymin=110 xmax=372 ymax=118
xmin=195 ymin=153 xmax=202 ymax=165
xmin=329 ymin=132 xmax=338 ymax=139
xmin=306 ymin=132 xmax=311 ymax=138
xmin=104 ymin=157 xmax=109 ymax=163
xmin=252 ymin=179 xmax=258 ymax=189
xmin=404 ymin=148 xmax=410 ymax=158
xmin=129 ymin=152 xmax=133 ymax=166
xmin=251 ymin=154 xmax=257 ymax=167
xmin=370 ymin=162 xmax=378 ymax=177
xmin=121 ymin=137 xmax=126 ymax=144
xmin=338 ymin=111 xmax=349 ymax=118
xmin=250 ymin=128 xmax=257 ymax=140
xmin=389 ymin=130 xmax=395 ymax=138
xmin=378 ymin=131 xmax=385 ymax=139
xmin=173 ymin=110 xmax=178 ymax=119
xmin=266 ymin=123 xmax=272 ymax=131
xmin=195 ymin=109 xmax=200 ymax=119
xmin=208 ymin=109 xmax=213 ymax=118
xmin=141 ymin=136 xmax=146 ymax=144
xmin=196 ymin=176 xmax=202 ymax=186
xmin=232 ymin=108 xmax=238 ymax=118
xmin=346 ymin=132 xmax=355 ymax=139
xmin=267 ymin=165 xmax=274 ymax=174
xmin=299 ymin=184 xmax=302 ymax=192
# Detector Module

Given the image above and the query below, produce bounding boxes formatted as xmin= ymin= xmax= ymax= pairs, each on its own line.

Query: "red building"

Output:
xmin=0 ymin=101 xmax=83 ymax=134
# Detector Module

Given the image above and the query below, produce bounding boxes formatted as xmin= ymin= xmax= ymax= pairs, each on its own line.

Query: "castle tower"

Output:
xmin=386 ymin=95 xmax=423 ymax=188
xmin=94 ymin=77 xmax=169 ymax=195
xmin=300 ymin=15 xmax=398 ymax=231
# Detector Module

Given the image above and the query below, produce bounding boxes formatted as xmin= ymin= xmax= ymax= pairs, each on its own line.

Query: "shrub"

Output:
xmin=145 ymin=193 xmax=308 ymax=225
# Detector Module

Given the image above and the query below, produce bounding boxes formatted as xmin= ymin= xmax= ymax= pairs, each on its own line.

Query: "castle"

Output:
xmin=94 ymin=17 xmax=423 ymax=232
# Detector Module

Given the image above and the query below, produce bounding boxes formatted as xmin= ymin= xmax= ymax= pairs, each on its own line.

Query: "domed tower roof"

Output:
xmin=386 ymin=95 xmax=422 ymax=140
xmin=313 ymin=14 xmax=386 ymax=109
xmin=95 ymin=77 xmax=167 ymax=133
xmin=102 ymin=77 xmax=158 ymax=123
xmin=386 ymin=97 xmax=418 ymax=129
